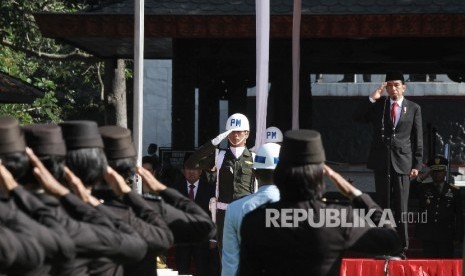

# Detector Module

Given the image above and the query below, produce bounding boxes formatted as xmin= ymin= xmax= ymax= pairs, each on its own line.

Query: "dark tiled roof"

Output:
xmin=0 ymin=72 xmax=44 ymax=103
xmin=81 ymin=0 xmax=465 ymax=15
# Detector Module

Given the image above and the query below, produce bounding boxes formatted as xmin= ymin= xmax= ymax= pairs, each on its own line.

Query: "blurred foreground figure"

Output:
xmin=240 ymin=129 xmax=402 ymax=276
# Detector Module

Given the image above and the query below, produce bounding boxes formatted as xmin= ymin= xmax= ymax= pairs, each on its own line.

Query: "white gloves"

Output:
xmin=211 ymin=129 xmax=232 ymax=146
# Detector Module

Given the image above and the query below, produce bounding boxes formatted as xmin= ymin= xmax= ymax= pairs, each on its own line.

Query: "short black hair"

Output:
xmin=66 ymin=148 xmax=108 ymax=187
xmin=108 ymin=157 xmax=136 ymax=185
xmin=274 ymin=162 xmax=324 ymax=201
xmin=0 ymin=152 xmax=34 ymax=185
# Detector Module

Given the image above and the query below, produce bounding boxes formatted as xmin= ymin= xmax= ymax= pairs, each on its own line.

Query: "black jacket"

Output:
xmin=92 ymin=189 xmax=174 ymax=276
xmin=9 ymin=186 xmax=76 ymax=276
xmin=30 ymin=190 xmax=147 ymax=276
xmin=0 ymin=203 xmax=45 ymax=275
xmin=239 ymin=194 xmax=402 ymax=276
xmin=353 ymin=96 xmax=423 ymax=174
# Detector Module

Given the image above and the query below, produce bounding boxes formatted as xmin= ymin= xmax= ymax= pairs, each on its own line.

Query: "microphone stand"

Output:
xmin=381 ymin=97 xmax=393 ymax=209
xmin=376 ymin=97 xmax=403 ymax=260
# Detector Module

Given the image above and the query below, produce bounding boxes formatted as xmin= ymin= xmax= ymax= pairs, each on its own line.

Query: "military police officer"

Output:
xmin=411 ymin=155 xmax=464 ymax=258
xmin=264 ymin=126 xmax=283 ymax=144
xmin=186 ymin=113 xmax=256 ymax=252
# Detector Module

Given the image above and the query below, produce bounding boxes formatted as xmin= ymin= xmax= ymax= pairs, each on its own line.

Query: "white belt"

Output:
xmin=216 ymin=202 xmax=229 ymax=210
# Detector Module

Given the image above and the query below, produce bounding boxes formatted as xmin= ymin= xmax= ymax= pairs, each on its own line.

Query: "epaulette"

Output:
xmin=449 ymin=183 xmax=461 ymax=190
xmin=142 ymin=193 xmax=162 ymax=201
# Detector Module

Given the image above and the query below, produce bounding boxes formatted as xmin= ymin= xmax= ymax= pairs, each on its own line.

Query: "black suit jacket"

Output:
xmin=171 ymin=176 xmax=215 ymax=214
xmin=143 ymin=187 xmax=216 ymax=244
xmin=239 ymin=194 xmax=402 ymax=276
xmin=353 ymin=96 xmax=423 ymax=174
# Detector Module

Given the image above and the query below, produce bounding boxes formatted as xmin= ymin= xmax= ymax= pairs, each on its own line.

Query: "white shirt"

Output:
xmin=230 ymin=146 xmax=245 ymax=159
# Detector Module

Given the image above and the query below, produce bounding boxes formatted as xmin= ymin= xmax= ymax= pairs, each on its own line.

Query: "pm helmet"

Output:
xmin=253 ymin=143 xmax=281 ymax=170
xmin=225 ymin=113 xmax=250 ymax=131
xmin=264 ymin=126 xmax=283 ymax=143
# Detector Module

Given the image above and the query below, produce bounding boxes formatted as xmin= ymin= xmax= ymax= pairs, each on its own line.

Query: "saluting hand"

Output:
xmin=370 ymin=82 xmax=387 ymax=101
xmin=26 ymin=147 xmax=69 ymax=197
xmin=0 ymin=160 xmax=19 ymax=192
xmin=104 ymin=166 xmax=131 ymax=196
xmin=136 ymin=166 xmax=167 ymax=193
xmin=211 ymin=129 xmax=233 ymax=146
xmin=324 ymin=164 xmax=362 ymax=199
xmin=63 ymin=166 xmax=100 ymax=206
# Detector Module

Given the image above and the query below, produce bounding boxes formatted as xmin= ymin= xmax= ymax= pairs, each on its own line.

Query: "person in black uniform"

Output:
xmin=98 ymin=125 xmax=215 ymax=275
xmin=411 ymin=155 xmax=464 ymax=258
xmin=22 ymin=123 xmax=149 ymax=275
xmin=0 ymin=225 xmax=44 ymax=273
xmin=0 ymin=116 xmax=76 ymax=275
xmin=239 ymin=129 xmax=402 ymax=276
xmin=171 ymin=153 xmax=216 ymax=276
xmin=59 ymin=120 xmax=173 ymax=276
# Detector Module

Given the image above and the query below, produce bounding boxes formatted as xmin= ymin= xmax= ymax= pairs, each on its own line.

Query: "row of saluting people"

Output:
xmin=0 ymin=116 xmax=216 ymax=276
xmin=0 ymin=113 xmax=407 ymax=276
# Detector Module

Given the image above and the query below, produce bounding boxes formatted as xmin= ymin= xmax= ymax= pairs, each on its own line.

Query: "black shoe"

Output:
xmin=398 ymin=251 xmax=407 ymax=260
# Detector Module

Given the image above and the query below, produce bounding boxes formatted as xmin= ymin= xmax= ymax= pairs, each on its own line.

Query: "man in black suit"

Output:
xmin=239 ymin=130 xmax=402 ymax=276
xmin=353 ymin=72 xmax=423 ymax=257
xmin=171 ymin=156 xmax=216 ymax=276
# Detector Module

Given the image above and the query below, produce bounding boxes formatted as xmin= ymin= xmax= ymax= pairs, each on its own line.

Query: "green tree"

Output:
xmin=0 ymin=0 xmax=105 ymax=124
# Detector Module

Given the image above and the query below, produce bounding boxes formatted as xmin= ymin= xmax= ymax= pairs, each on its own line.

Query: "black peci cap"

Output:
xmin=385 ymin=71 xmax=405 ymax=82
xmin=59 ymin=120 xmax=104 ymax=150
xmin=0 ymin=116 xmax=26 ymax=154
xmin=279 ymin=129 xmax=325 ymax=165
xmin=23 ymin=124 xmax=66 ymax=156
xmin=99 ymin=125 xmax=136 ymax=160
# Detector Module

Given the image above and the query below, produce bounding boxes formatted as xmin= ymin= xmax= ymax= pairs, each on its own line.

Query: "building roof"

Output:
xmin=0 ymin=72 xmax=44 ymax=103
xmin=33 ymin=0 xmax=465 ymax=73
xmin=82 ymin=0 xmax=465 ymax=15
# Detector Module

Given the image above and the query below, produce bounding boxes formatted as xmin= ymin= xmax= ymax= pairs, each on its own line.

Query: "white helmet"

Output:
xmin=264 ymin=126 xmax=283 ymax=143
xmin=225 ymin=113 xmax=250 ymax=131
xmin=253 ymin=143 xmax=281 ymax=170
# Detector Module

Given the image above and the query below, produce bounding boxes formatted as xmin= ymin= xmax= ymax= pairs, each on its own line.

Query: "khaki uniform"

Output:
xmin=186 ymin=141 xmax=255 ymax=247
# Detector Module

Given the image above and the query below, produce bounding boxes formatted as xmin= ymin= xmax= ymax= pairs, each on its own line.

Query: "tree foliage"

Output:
xmin=0 ymin=0 xmax=104 ymax=124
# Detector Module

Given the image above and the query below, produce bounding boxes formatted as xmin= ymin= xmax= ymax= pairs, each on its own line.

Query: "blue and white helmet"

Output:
xmin=225 ymin=113 xmax=250 ymax=131
xmin=264 ymin=126 xmax=283 ymax=143
xmin=253 ymin=143 xmax=281 ymax=170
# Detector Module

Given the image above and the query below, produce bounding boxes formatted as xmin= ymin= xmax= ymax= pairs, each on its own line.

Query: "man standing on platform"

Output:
xmin=353 ymin=72 xmax=423 ymax=258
